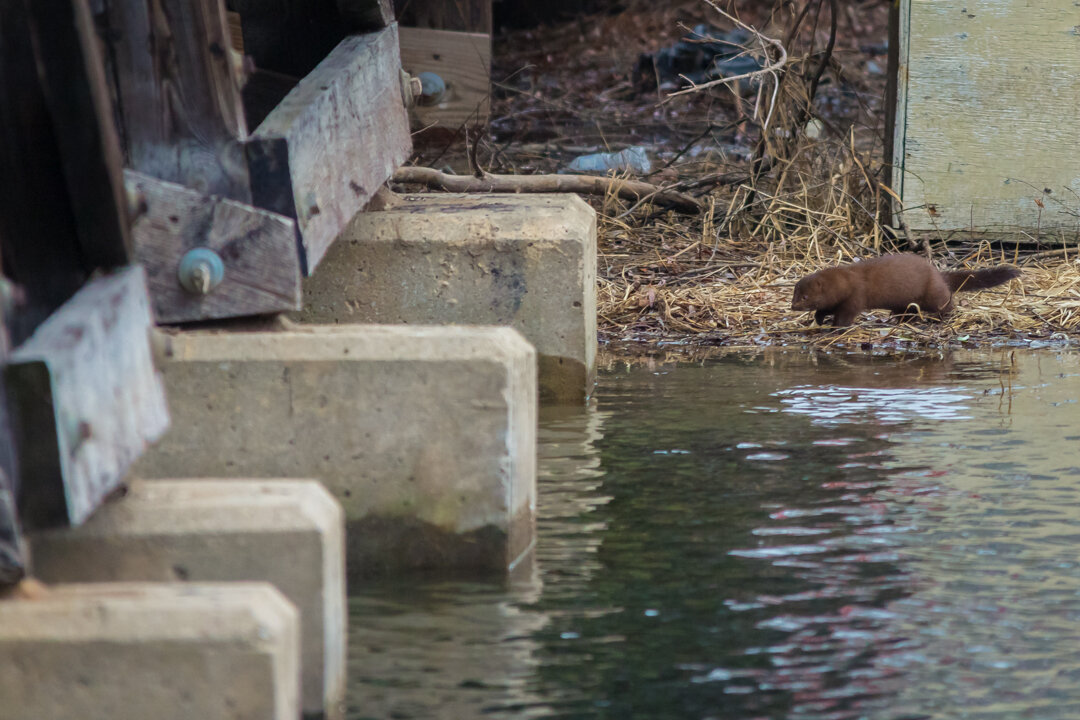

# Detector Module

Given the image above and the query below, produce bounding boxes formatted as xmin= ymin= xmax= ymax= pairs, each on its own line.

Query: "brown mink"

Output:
xmin=791 ymin=253 xmax=1020 ymax=327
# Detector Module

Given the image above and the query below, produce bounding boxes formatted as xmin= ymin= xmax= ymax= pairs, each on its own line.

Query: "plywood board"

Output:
xmin=399 ymin=26 xmax=490 ymax=131
xmin=894 ymin=0 xmax=1080 ymax=238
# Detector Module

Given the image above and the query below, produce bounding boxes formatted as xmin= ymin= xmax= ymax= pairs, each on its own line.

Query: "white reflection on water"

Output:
xmin=775 ymin=385 xmax=974 ymax=424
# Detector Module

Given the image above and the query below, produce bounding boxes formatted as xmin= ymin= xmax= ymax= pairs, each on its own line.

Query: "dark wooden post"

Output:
xmin=0 ymin=0 xmax=167 ymax=587
xmin=101 ymin=0 xmax=253 ymax=202
xmin=0 ymin=0 xmax=131 ymax=344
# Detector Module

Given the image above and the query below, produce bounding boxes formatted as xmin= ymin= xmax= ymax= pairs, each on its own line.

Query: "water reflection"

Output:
xmin=348 ymin=350 xmax=1080 ymax=720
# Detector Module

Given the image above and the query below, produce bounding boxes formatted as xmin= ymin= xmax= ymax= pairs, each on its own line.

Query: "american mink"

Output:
xmin=791 ymin=253 xmax=1020 ymax=327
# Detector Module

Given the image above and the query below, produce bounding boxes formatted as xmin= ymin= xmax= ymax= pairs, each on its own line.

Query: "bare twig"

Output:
xmin=392 ymin=166 xmax=704 ymax=214
xmin=667 ymin=2 xmax=788 ymax=101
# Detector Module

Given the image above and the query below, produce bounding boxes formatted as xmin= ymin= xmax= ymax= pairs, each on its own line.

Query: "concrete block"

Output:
xmin=29 ymin=479 xmax=345 ymax=720
xmin=0 ymin=582 xmax=299 ymax=720
xmin=295 ymin=193 xmax=597 ymax=403
xmin=134 ymin=325 xmax=537 ymax=581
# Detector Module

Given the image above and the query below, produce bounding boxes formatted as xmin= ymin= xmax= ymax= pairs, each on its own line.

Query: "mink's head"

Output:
xmin=792 ymin=268 xmax=846 ymax=311
xmin=791 ymin=274 xmax=823 ymax=310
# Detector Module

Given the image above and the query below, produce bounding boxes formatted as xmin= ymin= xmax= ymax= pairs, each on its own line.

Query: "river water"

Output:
xmin=347 ymin=349 xmax=1080 ymax=719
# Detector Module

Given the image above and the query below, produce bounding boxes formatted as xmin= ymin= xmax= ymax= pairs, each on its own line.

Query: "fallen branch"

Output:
xmin=391 ymin=166 xmax=704 ymax=214
xmin=667 ymin=3 xmax=788 ymax=100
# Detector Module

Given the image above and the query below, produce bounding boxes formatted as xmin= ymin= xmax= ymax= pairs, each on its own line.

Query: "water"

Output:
xmin=348 ymin=349 xmax=1080 ymax=719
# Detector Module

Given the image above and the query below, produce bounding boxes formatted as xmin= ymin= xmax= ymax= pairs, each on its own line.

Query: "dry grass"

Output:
xmin=441 ymin=1 xmax=1080 ymax=352
xmin=594 ymin=166 xmax=1080 ymax=349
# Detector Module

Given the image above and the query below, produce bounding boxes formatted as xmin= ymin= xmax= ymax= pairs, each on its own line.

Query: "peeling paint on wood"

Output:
xmin=895 ymin=0 xmax=1080 ymax=239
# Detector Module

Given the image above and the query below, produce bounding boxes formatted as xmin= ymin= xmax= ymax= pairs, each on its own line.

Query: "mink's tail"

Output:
xmin=942 ymin=266 xmax=1021 ymax=293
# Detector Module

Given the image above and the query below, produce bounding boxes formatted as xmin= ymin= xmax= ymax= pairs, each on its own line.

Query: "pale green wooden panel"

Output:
xmin=894 ymin=0 xmax=1080 ymax=236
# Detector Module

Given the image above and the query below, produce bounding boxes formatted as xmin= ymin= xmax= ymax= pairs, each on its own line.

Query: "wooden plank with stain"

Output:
xmin=894 ymin=0 xmax=1080 ymax=239
xmin=399 ymin=26 xmax=490 ymax=131
xmin=248 ymin=25 xmax=412 ymax=275
xmin=103 ymin=0 xmax=252 ymax=202
xmin=5 ymin=267 xmax=169 ymax=530
xmin=127 ymin=170 xmax=302 ymax=324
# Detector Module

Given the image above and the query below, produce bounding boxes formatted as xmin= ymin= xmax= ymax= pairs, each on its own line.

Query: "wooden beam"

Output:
xmin=398 ymin=26 xmax=490 ymax=131
xmin=0 ymin=0 xmax=130 ymax=345
xmin=5 ymin=267 xmax=169 ymax=530
xmin=0 ymin=273 xmax=23 ymax=587
xmin=127 ymin=170 xmax=302 ymax=324
xmin=103 ymin=0 xmax=252 ymax=202
xmin=394 ymin=0 xmax=490 ymax=34
xmin=247 ymin=25 xmax=411 ymax=274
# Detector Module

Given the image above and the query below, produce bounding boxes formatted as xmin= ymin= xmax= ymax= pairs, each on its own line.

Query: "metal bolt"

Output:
xmin=417 ymin=72 xmax=446 ymax=106
xmin=178 ymin=248 xmax=225 ymax=296
xmin=400 ymin=70 xmax=424 ymax=109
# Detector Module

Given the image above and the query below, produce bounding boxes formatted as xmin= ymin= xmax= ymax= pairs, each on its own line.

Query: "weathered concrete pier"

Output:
xmin=298 ymin=193 xmax=597 ymax=403
xmin=134 ymin=325 xmax=538 ymax=581
xmin=0 ymin=0 xmax=593 ymax=716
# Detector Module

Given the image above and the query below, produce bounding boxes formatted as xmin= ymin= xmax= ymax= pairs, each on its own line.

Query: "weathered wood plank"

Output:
xmin=895 ymin=0 xmax=1080 ymax=239
xmin=394 ymin=0 xmax=490 ymax=34
xmin=0 ymin=272 xmax=23 ymax=586
xmin=248 ymin=25 xmax=412 ymax=274
xmin=5 ymin=267 xmax=169 ymax=530
xmin=104 ymin=0 xmax=251 ymax=201
xmin=399 ymin=26 xmax=490 ymax=131
xmin=127 ymin=170 xmax=301 ymax=323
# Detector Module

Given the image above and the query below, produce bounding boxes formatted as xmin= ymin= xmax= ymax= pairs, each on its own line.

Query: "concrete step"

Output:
xmin=29 ymin=478 xmax=345 ymax=720
xmin=0 ymin=582 xmax=299 ymax=720
xmin=134 ymin=324 xmax=537 ymax=583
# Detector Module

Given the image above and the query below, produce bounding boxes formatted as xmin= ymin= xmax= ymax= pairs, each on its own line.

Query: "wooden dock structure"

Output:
xmin=0 ymin=1 xmax=595 ymax=717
